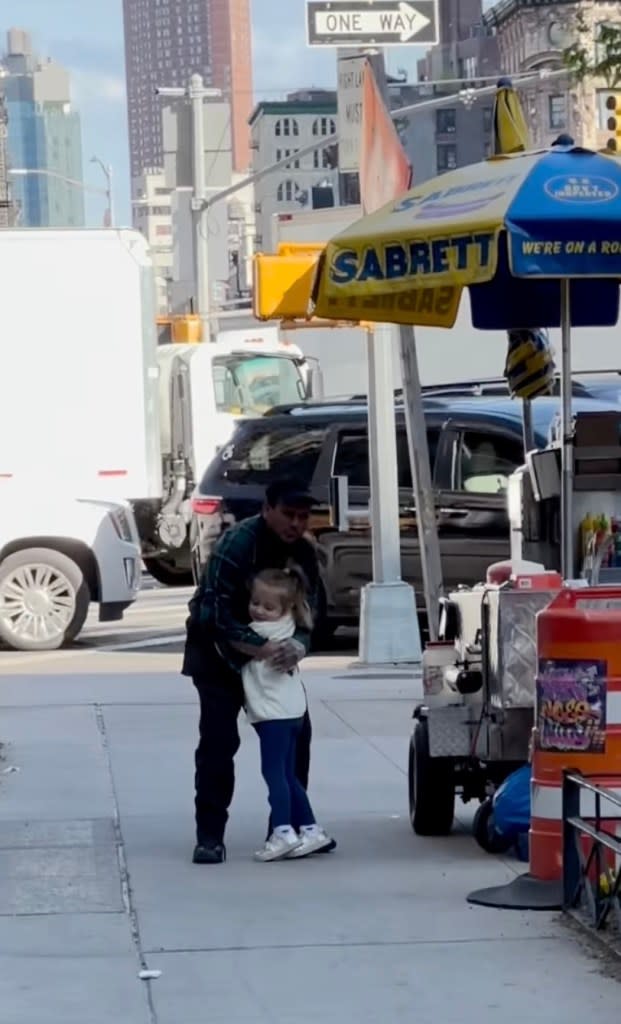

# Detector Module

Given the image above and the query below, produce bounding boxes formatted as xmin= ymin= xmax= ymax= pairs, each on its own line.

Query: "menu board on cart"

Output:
xmin=536 ymin=659 xmax=607 ymax=754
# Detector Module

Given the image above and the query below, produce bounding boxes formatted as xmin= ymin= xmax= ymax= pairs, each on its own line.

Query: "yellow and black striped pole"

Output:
xmin=493 ymin=78 xmax=556 ymax=446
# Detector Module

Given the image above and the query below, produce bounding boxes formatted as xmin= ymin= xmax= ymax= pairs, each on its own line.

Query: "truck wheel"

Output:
xmin=408 ymin=718 xmax=455 ymax=836
xmin=472 ymin=799 xmax=514 ymax=854
xmin=144 ymin=556 xmax=193 ymax=587
xmin=0 ymin=548 xmax=90 ymax=652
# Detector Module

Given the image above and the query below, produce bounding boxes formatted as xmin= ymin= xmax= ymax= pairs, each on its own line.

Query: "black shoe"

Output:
xmin=192 ymin=840 xmax=226 ymax=864
xmin=316 ymin=837 xmax=337 ymax=854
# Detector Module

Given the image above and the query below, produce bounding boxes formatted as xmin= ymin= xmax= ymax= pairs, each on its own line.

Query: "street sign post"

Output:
xmin=307 ymin=0 xmax=438 ymax=47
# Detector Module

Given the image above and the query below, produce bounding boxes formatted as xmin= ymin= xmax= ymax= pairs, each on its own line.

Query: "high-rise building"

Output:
xmin=0 ymin=91 xmax=10 ymax=228
xmin=132 ymin=168 xmax=174 ymax=313
xmin=1 ymin=29 xmax=84 ymax=227
xmin=249 ymin=90 xmax=339 ymax=251
xmin=407 ymin=0 xmax=499 ymax=180
xmin=122 ymin=0 xmax=253 ymax=180
xmin=482 ymin=0 xmax=614 ymax=152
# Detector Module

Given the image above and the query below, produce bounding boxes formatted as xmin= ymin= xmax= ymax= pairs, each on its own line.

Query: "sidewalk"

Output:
xmin=0 ymin=650 xmax=619 ymax=1024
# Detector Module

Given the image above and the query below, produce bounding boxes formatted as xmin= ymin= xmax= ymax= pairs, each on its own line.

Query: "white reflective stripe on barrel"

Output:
xmin=531 ymin=784 xmax=621 ymax=821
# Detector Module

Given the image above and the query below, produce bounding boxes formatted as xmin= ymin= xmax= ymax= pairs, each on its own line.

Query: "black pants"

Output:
xmin=193 ymin=654 xmax=311 ymax=844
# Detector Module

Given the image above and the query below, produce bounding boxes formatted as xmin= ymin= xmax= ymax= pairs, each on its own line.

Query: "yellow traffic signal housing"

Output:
xmin=253 ymin=251 xmax=321 ymax=320
xmin=156 ymin=314 xmax=202 ymax=344
xmin=605 ymin=93 xmax=621 ymax=152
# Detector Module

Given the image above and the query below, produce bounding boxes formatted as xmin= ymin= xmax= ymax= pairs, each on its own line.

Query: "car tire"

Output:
xmin=472 ymin=798 xmax=514 ymax=854
xmin=144 ymin=556 xmax=194 ymax=587
xmin=0 ymin=547 xmax=90 ymax=652
xmin=408 ymin=718 xmax=455 ymax=836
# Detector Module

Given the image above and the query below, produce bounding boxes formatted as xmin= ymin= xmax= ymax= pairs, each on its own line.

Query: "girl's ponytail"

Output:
xmin=284 ymin=565 xmax=313 ymax=631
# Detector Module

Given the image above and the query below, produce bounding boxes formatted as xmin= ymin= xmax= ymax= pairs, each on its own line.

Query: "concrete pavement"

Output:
xmin=0 ymin=646 xmax=619 ymax=1024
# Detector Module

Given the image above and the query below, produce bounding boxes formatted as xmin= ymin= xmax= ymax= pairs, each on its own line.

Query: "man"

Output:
xmin=182 ymin=477 xmax=336 ymax=864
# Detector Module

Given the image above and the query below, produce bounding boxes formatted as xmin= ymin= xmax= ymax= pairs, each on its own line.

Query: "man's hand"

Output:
xmin=268 ymin=639 xmax=306 ymax=672
xmin=252 ymin=640 xmax=281 ymax=662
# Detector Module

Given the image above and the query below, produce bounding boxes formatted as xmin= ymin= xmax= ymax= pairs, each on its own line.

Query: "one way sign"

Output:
xmin=306 ymin=0 xmax=439 ymax=48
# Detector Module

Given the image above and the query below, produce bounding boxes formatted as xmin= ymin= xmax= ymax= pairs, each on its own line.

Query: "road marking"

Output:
xmin=97 ymin=634 xmax=185 ymax=652
xmin=0 ymin=632 xmax=186 ymax=668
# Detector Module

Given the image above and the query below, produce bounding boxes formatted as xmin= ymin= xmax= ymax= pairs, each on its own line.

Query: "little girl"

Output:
xmin=242 ymin=568 xmax=331 ymax=862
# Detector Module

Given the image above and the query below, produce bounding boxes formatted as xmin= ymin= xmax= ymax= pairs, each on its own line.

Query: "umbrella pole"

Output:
xmin=399 ymin=325 xmax=444 ymax=640
xmin=522 ymin=398 xmax=534 ymax=454
xmin=560 ymin=280 xmax=574 ymax=579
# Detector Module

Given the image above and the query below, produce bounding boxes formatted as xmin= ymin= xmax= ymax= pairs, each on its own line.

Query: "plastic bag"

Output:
xmin=493 ymin=764 xmax=531 ymax=839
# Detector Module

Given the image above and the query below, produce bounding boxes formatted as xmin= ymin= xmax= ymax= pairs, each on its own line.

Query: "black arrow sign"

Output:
xmin=306 ymin=0 xmax=439 ymax=47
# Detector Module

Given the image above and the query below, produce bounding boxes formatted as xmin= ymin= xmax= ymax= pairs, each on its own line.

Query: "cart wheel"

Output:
xmin=472 ymin=799 xmax=514 ymax=854
xmin=408 ymin=718 xmax=455 ymax=836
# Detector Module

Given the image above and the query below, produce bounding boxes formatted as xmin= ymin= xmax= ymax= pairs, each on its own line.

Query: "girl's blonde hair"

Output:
xmin=252 ymin=567 xmax=313 ymax=631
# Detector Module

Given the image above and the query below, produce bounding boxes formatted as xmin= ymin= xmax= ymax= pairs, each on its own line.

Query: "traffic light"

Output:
xmin=605 ymin=93 xmax=621 ymax=152
xmin=253 ymin=249 xmax=322 ymax=321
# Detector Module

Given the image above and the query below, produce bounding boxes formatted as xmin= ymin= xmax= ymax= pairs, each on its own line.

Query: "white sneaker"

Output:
xmin=254 ymin=830 xmax=302 ymax=862
xmin=286 ymin=828 xmax=333 ymax=858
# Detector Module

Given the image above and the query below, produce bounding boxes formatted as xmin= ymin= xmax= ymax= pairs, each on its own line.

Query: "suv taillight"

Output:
xmin=191 ymin=496 xmax=222 ymax=516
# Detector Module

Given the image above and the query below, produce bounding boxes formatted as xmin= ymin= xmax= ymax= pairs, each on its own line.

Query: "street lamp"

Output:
xmin=90 ymin=156 xmax=115 ymax=226
xmin=8 ymin=166 xmax=112 ymax=225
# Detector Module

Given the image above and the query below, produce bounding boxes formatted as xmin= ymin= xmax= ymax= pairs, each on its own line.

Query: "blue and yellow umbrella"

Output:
xmin=312 ymin=140 xmax=621 ymax=333
xmin=312 ymin=136 xmax=621 ymax=578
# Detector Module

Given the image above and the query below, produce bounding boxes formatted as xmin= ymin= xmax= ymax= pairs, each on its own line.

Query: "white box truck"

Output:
xmin=0 ymin=229 xmax=312 ymax=587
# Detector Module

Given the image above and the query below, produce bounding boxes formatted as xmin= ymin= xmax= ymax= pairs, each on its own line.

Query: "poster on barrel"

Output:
xmin=535 ymin=659 xmax=607 ymax=753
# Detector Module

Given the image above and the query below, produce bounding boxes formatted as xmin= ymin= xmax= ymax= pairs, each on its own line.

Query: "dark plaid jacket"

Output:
xmin=182 ymin=515 xmax=319 ymax=679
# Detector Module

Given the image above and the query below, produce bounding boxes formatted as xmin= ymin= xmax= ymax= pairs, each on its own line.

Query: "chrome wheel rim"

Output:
xmin=0 ymin=563 xmax=75 ymax=644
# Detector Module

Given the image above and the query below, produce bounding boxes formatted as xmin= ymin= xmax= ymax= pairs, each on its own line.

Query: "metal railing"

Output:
xmin=562 ymin=771 xmax=621 ymax=934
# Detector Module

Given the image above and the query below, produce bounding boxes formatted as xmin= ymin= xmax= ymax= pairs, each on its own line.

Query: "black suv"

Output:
xmin=190 ymin=388 xmax=615 ymax=638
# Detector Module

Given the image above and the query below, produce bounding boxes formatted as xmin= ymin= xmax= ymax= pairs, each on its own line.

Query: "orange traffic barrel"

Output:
xmin=532 ymin=587 xmax=621 ymax=880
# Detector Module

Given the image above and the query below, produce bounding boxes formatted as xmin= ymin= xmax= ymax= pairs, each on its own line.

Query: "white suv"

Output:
xmin=0 ymin=489 xmax=141 ymax=651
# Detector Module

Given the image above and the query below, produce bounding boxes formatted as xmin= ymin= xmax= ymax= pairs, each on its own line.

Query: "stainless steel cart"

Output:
xmin=408 ymin=580 xmax=559 ymax=836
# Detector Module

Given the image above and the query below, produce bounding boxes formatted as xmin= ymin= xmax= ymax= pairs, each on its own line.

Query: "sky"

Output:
xmin=1 ymin=0 xmax=436 ymax=223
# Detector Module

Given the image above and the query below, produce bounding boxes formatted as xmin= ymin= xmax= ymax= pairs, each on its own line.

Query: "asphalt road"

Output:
xmin=0 ymin=574 xmax=358 ymax=667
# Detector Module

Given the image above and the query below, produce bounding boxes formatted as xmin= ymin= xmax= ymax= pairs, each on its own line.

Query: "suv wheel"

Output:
xmin=0 ymin=548 xmax=89 ymax=652
xmin=144 ymin=556 xmax=193 ymax=587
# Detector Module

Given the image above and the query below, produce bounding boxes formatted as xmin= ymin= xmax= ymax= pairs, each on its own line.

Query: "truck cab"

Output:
xmin=142 ymin=326 xmax=311 ymax=585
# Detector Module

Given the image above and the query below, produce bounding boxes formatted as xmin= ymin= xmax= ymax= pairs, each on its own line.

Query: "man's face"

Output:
xmin=263 ymin=500 xmax=310 ymax=544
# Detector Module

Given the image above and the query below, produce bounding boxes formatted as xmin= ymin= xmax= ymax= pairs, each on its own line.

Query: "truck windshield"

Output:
xmin=212 ymin=354 xmax=305 ymax=415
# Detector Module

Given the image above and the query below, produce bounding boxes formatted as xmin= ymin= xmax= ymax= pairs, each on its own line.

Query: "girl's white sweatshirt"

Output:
xmin=241 ymin=615 xmax=307 ymax=725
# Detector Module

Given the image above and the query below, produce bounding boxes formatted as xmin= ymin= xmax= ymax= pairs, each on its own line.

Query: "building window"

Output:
xmin=597 ymin=89 xmax=616 ymax=130
xmin=436 ymin=144 xmax=457 ymax=173
xmin=436 ymin=108 xmax=456 ymax=134
xmin=595 ymin=21 xmax=617 ymax=64
xmin=313 ymin=148 xmax=334 ymax=169
xmin=548 ymin=94 xmax=566 ymax=131
xmin=276 ymin=148 xmax=300 ymax=169
xmin=312 ymin=117 xmax=336 ymax=136
xmin=277 ymin=181 xmax=295 ymax=202
xmin=275 ymin=118 xmax=299 ymax=138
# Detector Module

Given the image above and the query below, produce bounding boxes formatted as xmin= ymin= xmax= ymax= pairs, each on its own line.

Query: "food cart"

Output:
xmin=311 ymin=137 xmax=621 ymax=836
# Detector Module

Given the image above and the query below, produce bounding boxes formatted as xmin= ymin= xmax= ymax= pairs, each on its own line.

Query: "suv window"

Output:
xmin=209 ymin=424 xmax=328 ymax=486
xmin=456 ymin=430 xmax=522 ymax=494
xmin=334 ymin=429 xmax=439 ymax=489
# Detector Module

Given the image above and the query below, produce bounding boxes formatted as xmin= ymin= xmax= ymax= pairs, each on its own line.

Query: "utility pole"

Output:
xmin=157 ymin=74 xmax=220 ymax=340
xmin=189 ymin=74 xmax=211 ymax=336
xmin=363 ymin=50 xmax=444 ymax=646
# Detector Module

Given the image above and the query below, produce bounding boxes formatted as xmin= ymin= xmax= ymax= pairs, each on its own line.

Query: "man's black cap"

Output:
xmin=265 ymin=477 xmax=318 ymax=508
